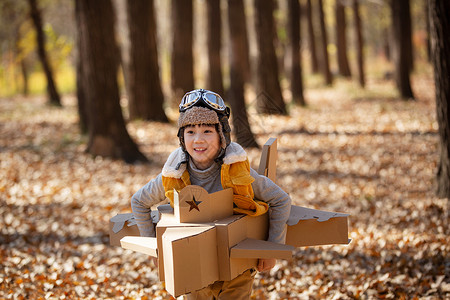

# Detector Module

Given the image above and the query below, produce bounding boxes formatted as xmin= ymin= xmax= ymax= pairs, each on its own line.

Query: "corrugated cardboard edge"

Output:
xmin=120 ymin=236 xmax=158 ymax=257
xmin=230 ymin=238 xmax=294 ymax=259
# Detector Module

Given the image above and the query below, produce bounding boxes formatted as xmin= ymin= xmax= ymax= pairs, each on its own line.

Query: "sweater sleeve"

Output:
xmin=250 ymin=168 xmax=291 ymax=244
xmin=131 ymin=173 xmax=166 ymax=237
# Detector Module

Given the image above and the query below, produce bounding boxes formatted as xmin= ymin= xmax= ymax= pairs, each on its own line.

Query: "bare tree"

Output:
xmin=126 ymin=0 xmax=168 ymax=122
xmin=76 ymin=0 xmax=147 ymax=163
xmin=206 ymin=0 xmax=224 ymax=96
xmin=429 ymin=0 xmax=450 ymax=198
xmin=227 ymin=0 xmax=258 ymax=148
xmin=306 ymin=0 xmax=319 ymax=74
xmin=28 ymin=0 xmax=61 ymax=106
xmin=336 ymin=0 xmax=351 ymax=77
xmin=317 ymin=0 xmax=332 ymax=85
xmin=171 ymin=0 xmax=194 ymax=95
xmin=288 ymin=0 xmax=305 ymax=106
xmin=254 ymin=0 xmax=286 ymax=115
xmin=391 ymin=0 xmax=414 ymax=99
xmin=353 ymin=0 xmax=365 ymax=87
xmin=75 ymin=0 xmax=88 ymax=133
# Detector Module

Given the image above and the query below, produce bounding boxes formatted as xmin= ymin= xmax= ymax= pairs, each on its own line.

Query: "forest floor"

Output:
xmin=0 ymin=72 xmax=449 ymax=299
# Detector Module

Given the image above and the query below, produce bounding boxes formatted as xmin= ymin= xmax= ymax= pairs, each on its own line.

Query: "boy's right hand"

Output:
xmin=151 ymin=257 xmax=158 ymax=267
xmin=257 ymin=258 xmax=276 ymax=272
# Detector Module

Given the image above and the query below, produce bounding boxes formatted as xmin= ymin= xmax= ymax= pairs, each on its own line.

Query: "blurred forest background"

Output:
xmin=1 ymin=0 xmax=449 ymax=299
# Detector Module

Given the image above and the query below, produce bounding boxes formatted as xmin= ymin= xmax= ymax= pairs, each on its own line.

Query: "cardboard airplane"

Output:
xmin=109 ymin=138 xmax=350 ymax=297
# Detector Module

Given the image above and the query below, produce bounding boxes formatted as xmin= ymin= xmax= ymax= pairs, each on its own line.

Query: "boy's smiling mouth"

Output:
xmin=194 ymin=147 xmax=207 ymax=152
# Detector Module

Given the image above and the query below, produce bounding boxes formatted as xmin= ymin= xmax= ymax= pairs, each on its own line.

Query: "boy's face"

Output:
xmin=184 ymin=124 xmax=221 ymax=170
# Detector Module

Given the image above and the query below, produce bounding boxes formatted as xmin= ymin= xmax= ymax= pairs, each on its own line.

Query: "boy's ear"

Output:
xmin=177 ymin=127 xmax=184 ymax=138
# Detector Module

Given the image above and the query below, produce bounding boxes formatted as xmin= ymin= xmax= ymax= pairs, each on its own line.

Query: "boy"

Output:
xmin=131 ymin=89 xmax=291 ymax=299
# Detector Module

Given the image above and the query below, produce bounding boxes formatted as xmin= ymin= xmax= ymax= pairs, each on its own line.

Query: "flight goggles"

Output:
xmin=179 ymin=89 xmax=227 ymax=113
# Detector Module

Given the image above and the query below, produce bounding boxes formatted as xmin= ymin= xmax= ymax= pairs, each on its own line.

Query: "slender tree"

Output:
xmin=76 ymin=0 xmax=147 ymax=163
xmin=226 ymin=0 xmax=251 ymax=84
xmin=75 ymin=0 xmax=88 ymax=133
xmin=206 ymin=0 xmax=224 ymax=96
xmin=171 ymin=0 xmax=194 ymax=95
xmin=28 ymin=0 xmax=61 ymax=106
xmin=126 ymin=0 xmax=168 ymax=122
xmin=15 ymin=25 xmax=29 ymax=96
xmin=336 ymin=0 xmax=351 ymax=77
xmin=306 ymin=0 xmax=319 ymax=74
xmin=424 ymin=0 xmax=431 ymax=62
xmin=288 ymin=0 xmax=305 ymax=106
xmin=2 ymin=1 xmax=30 ymax=96
xmin=317 ymin=0 xmax=332 ymax=85
xmin=429 ymin=0 xmax=450 ymax=198
xmin=254 ymin=0 xmax=286 ymax=115
xmin=353 ymin=0 xmax=365 ymax=87
xmin=391 ymin=0 xmax=414 ymax=99
xmin=227 ymin=0 xmax=258 ymax=148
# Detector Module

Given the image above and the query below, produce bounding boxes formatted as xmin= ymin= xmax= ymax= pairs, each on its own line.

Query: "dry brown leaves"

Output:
xmin=1 ymin=75 xmax=448 ymax=299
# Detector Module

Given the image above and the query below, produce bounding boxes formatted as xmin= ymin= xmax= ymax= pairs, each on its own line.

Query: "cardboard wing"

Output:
xmin=109 ymin=211 xmax=159 ymax=246
xmin=285 ymin=206 xmax=350 ymax=247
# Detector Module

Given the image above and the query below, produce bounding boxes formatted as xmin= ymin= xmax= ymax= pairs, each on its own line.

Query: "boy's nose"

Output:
xmin=194 ymin=134 xmax=205 ymax=143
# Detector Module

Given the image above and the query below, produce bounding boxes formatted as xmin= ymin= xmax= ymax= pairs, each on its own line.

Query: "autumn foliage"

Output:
xmin=1 ymin=74 xmax=448 ymax=298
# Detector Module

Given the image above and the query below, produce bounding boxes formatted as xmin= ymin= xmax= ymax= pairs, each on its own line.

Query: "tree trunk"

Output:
xmin=20 ymin=59 xmax=29 ymax=96
xmin=28 ymin=0 xmax=61 ymax=106
xmin=288 ymin=0 xmax=305 ymax=106
xmin=391 ymin=0 xmax=414 ymax=99
xmin=335 ymin=0 xmax=351 ymax=77
xmin=353 ymin=0 xmax=365 ymax=87
xmin=113 ymin=0 xmax=131 ymax=107
xmin=77 ymin=0 xmax=147 ymax=163
xmin=14 ymin=28 xmax=29 ymax=96
xmin=254 ymin=0 xmax=286 ymax=115
xmin=171 ymin=0 xmax=194 ymax=95
xmin=227 ymin=0 xmax=258 ymax=148
xmin=75 ymin=0 xmax=88 ymax=134
xmin=429 ymin=0 xmax=450 ymax=198
xmin=206 ymin=0 xmax=224 ymax=96
xmin=306 ymin=0 xmax=319 ymax=74
xmin=126 ymin=0 xmax=168 ymax=122
xmin=425 ymin=0 xmax=431 ymax=62
xmin=317 ymin=0 xmax=332 ymax=85
xmin=383 ymin=27 xmax=391 ymax=61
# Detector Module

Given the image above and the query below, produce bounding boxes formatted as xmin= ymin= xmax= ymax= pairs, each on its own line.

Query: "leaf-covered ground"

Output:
xmin=1 ymin=75 xmax=448 ymax=299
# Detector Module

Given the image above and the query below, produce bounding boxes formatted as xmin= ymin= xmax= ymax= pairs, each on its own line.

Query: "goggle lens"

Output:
xmin=180 ymin=91 xmax=201 ymax=110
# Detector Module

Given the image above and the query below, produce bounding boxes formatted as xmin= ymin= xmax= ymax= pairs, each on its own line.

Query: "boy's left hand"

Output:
xmin=257 ymin=258 xmax=276 ymax=272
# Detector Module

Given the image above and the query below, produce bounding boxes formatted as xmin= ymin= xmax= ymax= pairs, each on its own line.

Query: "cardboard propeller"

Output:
xmin=110 ymin=138 xmax=350 ymax=297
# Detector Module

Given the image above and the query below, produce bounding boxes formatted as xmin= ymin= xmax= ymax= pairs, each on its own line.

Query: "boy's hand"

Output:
xmin=151 ymin=257 xmax=158 ymax=267
xmin=257 ymin=258 xmax=276 ymax=272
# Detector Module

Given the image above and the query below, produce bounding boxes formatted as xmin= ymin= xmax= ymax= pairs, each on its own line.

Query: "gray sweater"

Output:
xmin=131 ymin=145 xmax=291 ymax=244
